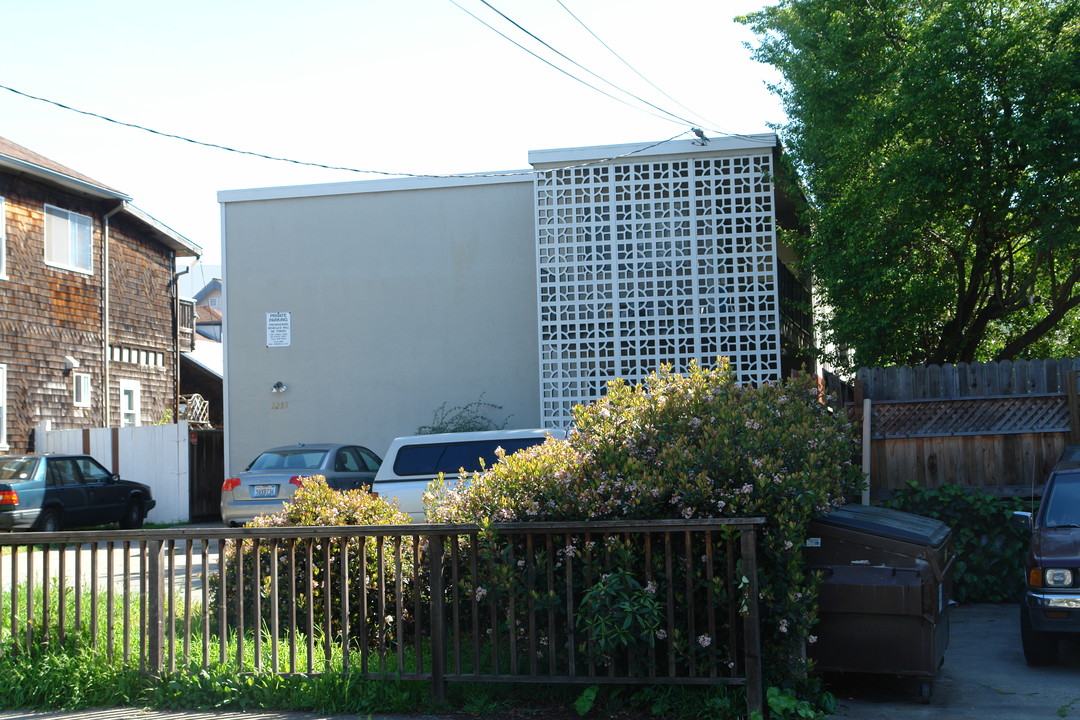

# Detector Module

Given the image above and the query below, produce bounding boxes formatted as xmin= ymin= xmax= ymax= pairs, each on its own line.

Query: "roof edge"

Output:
xmin=529 ymin=134 xmax=778 ymax=167
xmin=122 ymin=203 xmax=201 ymax=258
xmin=0 ymin=155 xmax=132 ymax=202
xmin=218 ymin=171 xmax=533 ymax=205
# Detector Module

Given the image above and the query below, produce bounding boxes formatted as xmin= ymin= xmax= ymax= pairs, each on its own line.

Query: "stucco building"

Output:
xmin=218 ymin=135 xmax=811 ymax=472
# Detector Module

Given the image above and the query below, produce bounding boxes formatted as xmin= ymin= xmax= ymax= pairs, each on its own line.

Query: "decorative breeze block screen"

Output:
xmin=536 ymin=151 xmax=781 ymax=427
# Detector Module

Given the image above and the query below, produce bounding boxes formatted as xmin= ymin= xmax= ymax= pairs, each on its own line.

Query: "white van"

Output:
xmin=372 ymin=428 xmax=565 ymax=521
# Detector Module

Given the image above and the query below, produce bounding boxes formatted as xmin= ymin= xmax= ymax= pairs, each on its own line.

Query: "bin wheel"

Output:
xmin=918 ymin=681 xmax=932 ymax=704
xmin=1020 ymin=605 xmax=1058 ymax=666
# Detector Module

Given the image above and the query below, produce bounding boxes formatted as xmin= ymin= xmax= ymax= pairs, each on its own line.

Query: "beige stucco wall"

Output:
xmin=220 ymin=176 xmax=540 ymax=474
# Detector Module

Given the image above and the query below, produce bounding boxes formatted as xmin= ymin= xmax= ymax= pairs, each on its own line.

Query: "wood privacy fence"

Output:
xmin=855 ymin=358 xmax=1080 ymax=498
xmin=0 ymin=520 xmax=764 ymax=715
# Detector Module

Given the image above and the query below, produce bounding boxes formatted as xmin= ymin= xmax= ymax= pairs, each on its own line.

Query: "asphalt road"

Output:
xmin=0 ymin=604 xmax=1077 ymax=720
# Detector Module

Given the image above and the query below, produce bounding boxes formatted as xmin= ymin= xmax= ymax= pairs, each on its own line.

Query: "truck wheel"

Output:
xmin=1021 ymin=605 xmax=1058 ymax=666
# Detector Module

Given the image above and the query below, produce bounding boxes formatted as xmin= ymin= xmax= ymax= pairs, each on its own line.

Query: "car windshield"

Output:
xmin=1042 ymin=472 xmax=1080 ymax=528
xmin=0 ymin=457 xmax=37 ymax=481
xmin=248 ymin=449 xmax=327 ymax=472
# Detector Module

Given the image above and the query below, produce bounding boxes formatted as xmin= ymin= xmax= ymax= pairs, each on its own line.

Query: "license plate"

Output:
xmin=252 ymin=484 xmax=277 ymax=498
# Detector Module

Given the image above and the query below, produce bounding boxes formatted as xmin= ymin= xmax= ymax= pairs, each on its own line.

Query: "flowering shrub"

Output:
xmin=213 ymin=476 xmax=414 ymax=646
xmin=248 ymin=475 xmax=411 ymax=529
xmin=427 ymin=360 xmax=863 ymax=689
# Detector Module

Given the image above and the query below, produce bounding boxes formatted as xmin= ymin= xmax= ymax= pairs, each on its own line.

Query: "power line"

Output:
xmin=553 ymin=0 xmax=726 ymax=132
xmin=0 ymin=83 xmax=706 ymax=178
xmin=445 ymin=0 xmax=682 ymax=127
xmin=467 ymin=0 xmax=703 ymax=129
xmin=454 ymin=0 xmax=773 ymax=143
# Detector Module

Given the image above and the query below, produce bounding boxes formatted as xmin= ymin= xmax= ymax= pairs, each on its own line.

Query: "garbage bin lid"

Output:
xmin=814 ymin=504 xmax=950 ymax=547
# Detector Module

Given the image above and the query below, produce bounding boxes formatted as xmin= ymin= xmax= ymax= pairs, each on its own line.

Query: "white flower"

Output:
xmin=698 ymin=634 xmax=712 ymax=648
xmin=656 ymin=629 xmax=667 ymax=640
xmin=644 ymin=580 xmax=657 ymax=595
xmin=475 ymin=587 xmax=488 ymax=601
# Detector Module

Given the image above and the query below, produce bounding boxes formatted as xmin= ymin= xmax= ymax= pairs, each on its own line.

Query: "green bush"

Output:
xmin=882 ymin=482 xmax=1033 ymax=603
xmin=427 ymin=360 xmax=864 ymax=695
xmin=214 ymin=477 xmax=414 ymax=646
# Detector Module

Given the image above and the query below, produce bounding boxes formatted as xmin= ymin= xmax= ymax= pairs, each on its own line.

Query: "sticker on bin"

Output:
xmin=805 ymin=538 xmax=821 ymax=548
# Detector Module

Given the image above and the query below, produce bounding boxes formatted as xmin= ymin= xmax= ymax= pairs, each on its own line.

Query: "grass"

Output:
xmin=0 ymin=571 xmax=757 ymax=719
xmin=0 ymin=600 xmax=753 ymax=720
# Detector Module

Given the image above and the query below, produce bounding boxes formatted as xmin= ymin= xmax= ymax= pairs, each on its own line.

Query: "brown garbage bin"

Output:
xmin=806 ymin=504 xmax=955 ymax=701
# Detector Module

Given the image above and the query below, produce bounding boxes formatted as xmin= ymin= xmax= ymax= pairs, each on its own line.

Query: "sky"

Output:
xmin=1 ymin=0 xmax=785 ymax=276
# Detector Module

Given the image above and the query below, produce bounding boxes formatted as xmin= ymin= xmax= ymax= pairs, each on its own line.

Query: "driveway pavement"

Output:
xmin=0 ymin=604 xmax=1076 ymax=720
xmin=830 ymin=603 xmax=1080 ymax=719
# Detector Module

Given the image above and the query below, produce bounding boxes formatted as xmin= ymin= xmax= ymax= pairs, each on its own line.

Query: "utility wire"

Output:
xmin=455 ymin=0 xmax=773 ymax=144
xmin=468 ymin=0 xmax=703 ymax=129
xmin=446 ymin=0 xmax=682 ymax=127
xmin=0 ymin=83 xmax=707 ymax=178
xmin=553 ymin=0 xmax=726 ymax=133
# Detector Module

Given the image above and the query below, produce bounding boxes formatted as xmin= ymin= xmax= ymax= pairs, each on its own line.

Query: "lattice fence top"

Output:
xmin=858 ymin=358 xmax=1080 ymax=401
xmin=535 ymin=149 xmax=782 ymax=427
xmin=871 ymin=395 xmax=1070 ymax=439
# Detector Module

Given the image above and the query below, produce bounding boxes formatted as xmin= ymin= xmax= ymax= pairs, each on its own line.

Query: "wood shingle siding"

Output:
xmin=0 ymin=138 xmax=199 ymax=453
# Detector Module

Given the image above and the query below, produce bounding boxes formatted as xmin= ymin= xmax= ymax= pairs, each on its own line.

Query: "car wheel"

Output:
xmin=1021 ymin=604 xmax=1058 ymax=665
xmin=36 ymin=508 xmax=61 ymax=533
xmin=119 ymin=499 xmax=144 ymax=529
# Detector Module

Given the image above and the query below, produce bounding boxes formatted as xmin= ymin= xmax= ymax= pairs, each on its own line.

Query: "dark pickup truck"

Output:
xmin=1017 ymin=445 xmax=1080 ymax=665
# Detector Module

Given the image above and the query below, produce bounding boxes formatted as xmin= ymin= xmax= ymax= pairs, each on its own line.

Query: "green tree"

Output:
xmin=741 ymin=0 xmax=1080 ymax=367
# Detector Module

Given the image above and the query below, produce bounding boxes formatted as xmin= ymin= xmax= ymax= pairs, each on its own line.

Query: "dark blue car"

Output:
xmin=0 ymin=454 xmax=156 ymax=531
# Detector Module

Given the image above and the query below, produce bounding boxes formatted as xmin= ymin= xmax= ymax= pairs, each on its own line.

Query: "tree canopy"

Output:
xmin=741 ymin=0 xmax=1080 ymax=367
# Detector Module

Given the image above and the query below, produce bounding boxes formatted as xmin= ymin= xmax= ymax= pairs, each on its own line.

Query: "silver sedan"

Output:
xmin=220 ymin=443 xmax=381 ymax=526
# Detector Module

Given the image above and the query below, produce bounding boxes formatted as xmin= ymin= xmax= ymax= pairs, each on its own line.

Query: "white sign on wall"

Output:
xmin=266 ymin=312 xmax=291 ymax=347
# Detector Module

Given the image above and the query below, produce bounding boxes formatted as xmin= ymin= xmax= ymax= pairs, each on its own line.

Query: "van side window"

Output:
xmin=394 ymin=444 xmax=448 ymax=476
xmin=393 ymin=438 xmax=547 ymax=477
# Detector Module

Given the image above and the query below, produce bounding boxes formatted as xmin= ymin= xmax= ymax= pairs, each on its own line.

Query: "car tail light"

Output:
xmin=0 ymin=486 xmax=17 ymax=505
xmin=222 ymin=478 xmax=241 ymax=492
xmin=289 ymin=476 xmax=305 ymax=488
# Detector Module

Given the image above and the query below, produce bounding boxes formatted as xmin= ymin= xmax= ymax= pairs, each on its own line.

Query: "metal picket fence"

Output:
xmin=0 ymin=518 xmax=763 ymax=715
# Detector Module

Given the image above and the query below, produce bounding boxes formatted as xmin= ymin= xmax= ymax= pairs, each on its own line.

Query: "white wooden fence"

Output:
xmin=34 ymin=422 xmax=191 ymax=524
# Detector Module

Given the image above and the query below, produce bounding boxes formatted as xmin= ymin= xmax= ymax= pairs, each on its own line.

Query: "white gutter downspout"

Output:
xmin=102 ymin=202 xmax=125 ymax=427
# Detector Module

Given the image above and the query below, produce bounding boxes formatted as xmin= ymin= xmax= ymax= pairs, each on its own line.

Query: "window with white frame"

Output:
xmin=119 ymin=380 xmax=140 ymax=427
xmin=0 ymin=196 xmax=7 ymax=279
xmin=73 ymin=372 xmax=91 ymax=408
xmin=44 ymin=204 xmax=93 ymax=273
xmin=0 ymin=365 xmax=8 ymax=451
